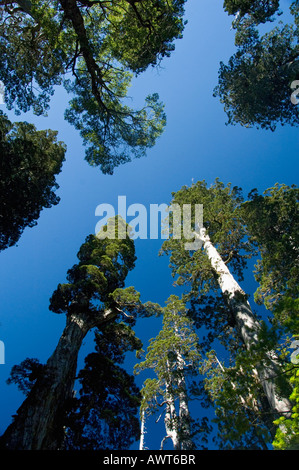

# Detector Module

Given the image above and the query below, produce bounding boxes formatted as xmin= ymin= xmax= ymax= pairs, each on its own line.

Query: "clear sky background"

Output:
xmin=0 ymin=0 xmax=298 ymax=450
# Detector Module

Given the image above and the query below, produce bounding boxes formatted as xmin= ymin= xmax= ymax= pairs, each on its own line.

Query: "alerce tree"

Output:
xmin=135 ymin=296 xmax=208 ymax=451
xmin=161 ymin=179 xmax=293 ymax=443
xmin=0 ymin=218 xmax=158 ymax=450
xmin=0 ymin=0 xmax=187 ymax=174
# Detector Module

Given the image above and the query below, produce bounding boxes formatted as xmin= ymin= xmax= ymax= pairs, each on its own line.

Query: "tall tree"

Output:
xmin=201 ymin=350 xmax=273 ymax=449
xmin=5 ymin=325 xmax=143 ymax=450
xmin=0 ymin=111 xmax=66 ymax=251
xmin=223 ymin=0 xmax=280 ymax=24
xmin=214 ymin=1 xmax=299 ymax=130
xmin=240 ymin=183 xmax=299 ymax=449
xmin=0 ymin=217 xmax=157 ymax=449
xmin=161 ymin=179 xmax=293 ymax=440
xmin=240 ymin=183 xmax=299 ymax=335
xmin=55 ymin=321 xmax=143 ymax=450
xmin=0 ymin=0 xmax=187 ymax=173
xmin=135 ymin=295 xmax=211 ymax=450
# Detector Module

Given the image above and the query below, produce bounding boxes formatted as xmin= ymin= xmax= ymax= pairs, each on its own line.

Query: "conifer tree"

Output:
xmin=135 ymin=295 xmax=210 ymax=450
xmin=0 ymin=0 xmax=187 ymax=173
xmin=0 ymin=217 xmax=157 ymax=449
xmin=161 ymin=179 xmax=293 ymax=442
xmin=215 ymin=1 xmax=299 ymax=130
xmin=0 ymin=111 xmax=66 ymax=251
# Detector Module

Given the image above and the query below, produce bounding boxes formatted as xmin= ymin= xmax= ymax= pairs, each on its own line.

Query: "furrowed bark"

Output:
xmin=0 ymin=309 xmax=116 ymax=450
xmin=195 ymin=228 xmax=292 ymax=423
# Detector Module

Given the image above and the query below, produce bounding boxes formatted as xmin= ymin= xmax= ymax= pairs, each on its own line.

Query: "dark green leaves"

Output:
xmin=223 ymin=0 xmax=280 ymax=24
xmin=161 ymin=179 xmax=254 ymax=293
xmin=0 ymin=112 xmax=66 ymax=251
xmin=216 ymin=1 xmax=299 ymax=130
xmin=0 ymin=0 xmax=186 ymax=173
xmin=64 ymin=322 xmax=142 ymax=450
xmin=241 ymin=183 xmax=299 ymax=333
xmin=49 ymin=225 xmax=137 ymax=315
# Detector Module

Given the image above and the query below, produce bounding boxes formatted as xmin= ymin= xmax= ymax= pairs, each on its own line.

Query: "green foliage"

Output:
xmin=135 ymin=295 xmax=211 ymax=449
xmin=215 ymin=2 xmax=299 ymax=130
xmin=6 ymin=358 xmax=45 ymax=396
xmin=161 ymin=179 xmax=298 ymax=448
xmin=49 ymin=217 xmax=161 ymax=328
xmin=101 ymin=0 xmax=186 ymax=74
xmin=64 ymin=322 xmax=142 ymax=450
xmin=0 ymin=111 xmax=66 ymax=251
xmin=223 ymin=0 xmax=280 ymax=24
xmin=135 ymin=295 xmax=202 ymax=380
xmin=161 ymin=179 xmax=254 ymax=308
xmin=201 ymin=349 xmax=274 ymax=449
xmin=273 ymin=366 xmax=299 ymax=450
xmin=241 ymin=183 xmax=299 ymax=334
xmin=49 ymin=218 xmax=137 ymax=315
xmin=0 ymin=0 xmax=186 ymax=173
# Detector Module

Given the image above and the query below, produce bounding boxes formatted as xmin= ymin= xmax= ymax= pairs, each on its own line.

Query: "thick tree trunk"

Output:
xmin=0 ymin=309 xmax=115 ymax=450
xmin=196 ymin=228 xmax=292 ymax=422
xmin=161 ymin=360 xmax=180 ymax=450
xmin=161 ymin=354 xmax=193 ymax=451
xmin=162 ymin=393 xmax=180 ymax=450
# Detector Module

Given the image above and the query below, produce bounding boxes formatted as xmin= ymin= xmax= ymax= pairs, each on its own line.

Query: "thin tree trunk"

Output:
xmin=195 ymin=228 xmax=292 ymax=423
xmin=0 ymin=309 xmax=115 ymax=450
xmin=176 ymin=352 xmax=193 ymax=450
xmin=139 ymin=410 xmax=146 ymax=450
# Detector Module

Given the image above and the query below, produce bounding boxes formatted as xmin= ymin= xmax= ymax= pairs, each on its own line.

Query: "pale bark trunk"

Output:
xmin=214 ymin=355 xmax=269 ymax=449
xmin=0 ymin=309 xmax=115 ymax=450
xmin=139 ymin=410 xmax=146 ymax=450
xmin=161 ymin=352 xmax=194 ymax=450
xmin=162 ymin=393 xmax=179 ymax=450
xmin=161 ymin=360 xmax=180 ymax=450
xmin=177 ymin=352 xmax=193 ymax=450
xmin=195 ymin=228 xmax=292 ymax=422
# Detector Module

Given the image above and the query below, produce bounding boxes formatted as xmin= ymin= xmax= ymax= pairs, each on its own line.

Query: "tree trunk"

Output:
xmin=162 ymin=394 xmax=180 ymax=450
xmin=0 ymin=309 xmax=114 ymax=450
xmin=161 ymin=360 xmax=180 ymax=450
xmin=139 ymin=410 xmax=146 ymax=450
xmin=196 ymin=228 xmax=292 ymax=422
xmin=177 ymin=353 xmax=193 ymax=450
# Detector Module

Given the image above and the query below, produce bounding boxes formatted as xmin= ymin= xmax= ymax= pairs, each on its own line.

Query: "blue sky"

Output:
xmin=0 ymin=0 xmax=298 ymax=449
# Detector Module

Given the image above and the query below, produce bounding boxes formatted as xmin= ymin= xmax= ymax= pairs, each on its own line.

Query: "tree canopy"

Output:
xmin=240 ymin=183 xmax=299 ymax=335
xmin=160 ymin=179 xmax=298 ymax=449
xmin=214 ymin=0 xmax=299 ymax=130
xmin=0 ymin=0 xmax=187 ymax=173
xmin=0 ymin=111 xmax=66 ymax=251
